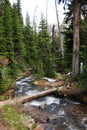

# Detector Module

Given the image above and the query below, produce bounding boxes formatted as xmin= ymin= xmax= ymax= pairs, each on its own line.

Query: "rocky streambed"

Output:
xmin=15 ymin=76 xmax=87 ymax=130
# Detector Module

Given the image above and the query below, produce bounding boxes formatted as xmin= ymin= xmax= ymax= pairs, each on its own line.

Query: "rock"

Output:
xmin=66 ymin=84 xmax=71 ymax=89
xmin=34 ymin=81 xmax=38 ymax=85
xmin=39 ymin=103 xmax=47 ymax=109
xmin=50 ymin=81 xmax=64 ymax=87
xmin=22 ymin=118 xmax=35 ymax=129
xmin=33 ymin=125 xmax=44 ymax=130
xmin=33 ymin=79 xmax=50 ymax=88
xmin=45 ymin=87 xmax=49 ymax=90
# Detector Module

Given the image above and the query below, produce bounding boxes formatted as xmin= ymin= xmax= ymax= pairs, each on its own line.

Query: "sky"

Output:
xmin=10 ymin=0 xmax=64 ymax=25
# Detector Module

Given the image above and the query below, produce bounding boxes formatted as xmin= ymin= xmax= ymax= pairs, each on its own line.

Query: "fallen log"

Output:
xmin=57 ymin=86 xmax=87 ymax=104
xmin=58 ymin=86 xmax=82 ymax=96
xmin=0 ymin=88 xmax=57 ymax=107
xmin=22 ymin=88 xmax=57 ymax=104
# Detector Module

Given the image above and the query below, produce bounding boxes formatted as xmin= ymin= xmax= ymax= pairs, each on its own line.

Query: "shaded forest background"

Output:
xmin=0 ymin=0 xmax=87 ymax=94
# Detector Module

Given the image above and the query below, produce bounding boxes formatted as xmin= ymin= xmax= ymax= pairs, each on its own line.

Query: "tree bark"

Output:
xmin=52 ymin=24 xmax=55 ymax=68
xmin=72 ymin=0 xmax=80 ymax=78
xmin=22 ymin=88 xmax=57 ymax=103
xmin=55 ymin=0 xmax=63 ymax=58
xmin=0 ymin=88 xmax=57 ymax=107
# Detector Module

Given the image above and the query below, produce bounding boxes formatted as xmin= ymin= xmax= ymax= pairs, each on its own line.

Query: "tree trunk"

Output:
xmin=72 ymin=0 xmax=80 ymax=78
xmin=55 ymin=0 xmax=63 ymax=58
xmin=52 ymin=24 xmax=55 ymax=68
xmin=0 ymin=88 xmax=57 ymax=107
xmin=22 ymin=88 xmax=57 ymax=103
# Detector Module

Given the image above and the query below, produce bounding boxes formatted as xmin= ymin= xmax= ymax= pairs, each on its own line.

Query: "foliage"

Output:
xmin=51 ymin=24 xmax=64 ymax=72
xmin=0 ymin=0 xmax=25 ymax=93
xmin=61 ymin=0 xmax=87 ymax=88
xmin=12 ymin=3 xmax=26 ymax=69
xmin=0 ymin=3 xmax=5 ymax=56
xmin=0 ymin=0 xmax=87 ymax=94
xmin=16 ymin=0 xmax=23 ymax=24
xmin=74 ymin=72 xmax=87 ymax=90
xmin=0 ymin=67 xmax=9 ymax=94
xmin=62 ymin=1 xmax=87 ymax=72
xmin=38 ymin=14 xmax=56 ymax=77
xmin=24 ymin=13 xmax=38 ymax=68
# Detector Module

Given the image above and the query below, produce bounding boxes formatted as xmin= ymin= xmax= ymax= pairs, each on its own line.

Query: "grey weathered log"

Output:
xmin=0 ymin=88 xmax=57 ymax=107
xmin=22 ymin=88 xmax=57 ymax=103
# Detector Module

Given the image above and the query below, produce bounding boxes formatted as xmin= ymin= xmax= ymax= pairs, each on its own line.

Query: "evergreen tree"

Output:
xmin=12 ymin=3 xmax=25 ymax=69
xmin=58 ymin=0 xmax=80 ymax=78
xmin=51 ymin=24 xmax=65 ymax=72
xmin=24 ymin=13 xmax=38 ymax=68
xmin=3 ymin=0 xmax=18 ymax=77
xmin=63 ymin=1 xmax=87 ymax=73
xmin=38 ymin=14 xmax=55 ymax=77
xmin=16 ymin=0 xmax=23 ymax=24
xmin=3 ymin=0 xmax=13 ymax=57
xmin=0 ymin=0 xmax=5 ymax=55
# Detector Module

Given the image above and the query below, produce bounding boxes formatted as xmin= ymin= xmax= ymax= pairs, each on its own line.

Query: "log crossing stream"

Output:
xmin=0 ymin=76 xmax=87 ymax=130
xmin=14 ymin=76 xmax=87 ymax=130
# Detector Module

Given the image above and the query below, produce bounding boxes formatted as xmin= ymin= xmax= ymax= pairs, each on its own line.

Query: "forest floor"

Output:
xmin=0 ymin=104 xmax=29 ymax=130
xmin=0 ymin=112 xmax=10 ymax=130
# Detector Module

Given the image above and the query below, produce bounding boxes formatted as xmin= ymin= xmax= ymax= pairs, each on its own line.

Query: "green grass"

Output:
xmin=2 ymin=105 xmax=28 ymax=130
xmin=0 ymin=95 xmax=6 ymax=101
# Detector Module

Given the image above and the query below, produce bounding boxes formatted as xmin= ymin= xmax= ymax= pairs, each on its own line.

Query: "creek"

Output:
xmin=15 ymin=76 xmax=87 ymax=130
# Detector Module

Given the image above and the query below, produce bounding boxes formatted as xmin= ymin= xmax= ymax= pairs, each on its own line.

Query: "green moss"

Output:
xmin=2 ymin=105 xmax=28 ymax=130
xmin=31 ymin=124 xmax=36 ymax=129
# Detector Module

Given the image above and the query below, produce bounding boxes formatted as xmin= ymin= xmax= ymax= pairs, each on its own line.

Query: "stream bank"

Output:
xmin=1 ymin=74 xmax=87 ymax=130
xmin=14 ymin=76 xmax=87 ymax=130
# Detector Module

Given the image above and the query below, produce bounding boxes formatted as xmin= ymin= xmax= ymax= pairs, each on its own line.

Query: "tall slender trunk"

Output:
xmin=46 ymin=0 xmax=48 ymax=21
xmin=72 ymin=0 xmax=80 ymax=78
xmin=52 ymin=24 xmax=55 ymax=68
xmin=55 ymin=0 xmax=63 ymax=57
xmin=33 ymin=6 xmax=38 ymax=35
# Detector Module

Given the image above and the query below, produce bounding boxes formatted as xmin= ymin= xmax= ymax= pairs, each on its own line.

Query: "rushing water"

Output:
xmin=15 ymin=76 xmax=87 ymax=130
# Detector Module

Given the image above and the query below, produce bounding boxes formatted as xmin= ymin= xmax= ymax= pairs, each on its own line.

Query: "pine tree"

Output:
xmin=16 ymin=0 xmax=23 ymax=25
xmin=0 ymin=0 xmax=5 ymax=55
xmin=58 ymin=0 xmax=80 ymax=78
xmin=2 ymin=0 xmax=18 ymax=77
xmin=3 ymin=0 xmax=13 ymax=57
xmin=24 ymin=13 xmax=38 ymax=70
xmin=38 ymin=14 xmax=55 ymax=77
xmin=12 ymin=3 xmax=25 ymax=69
xmin=63 ymin=1 xmax=87 ymax=73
